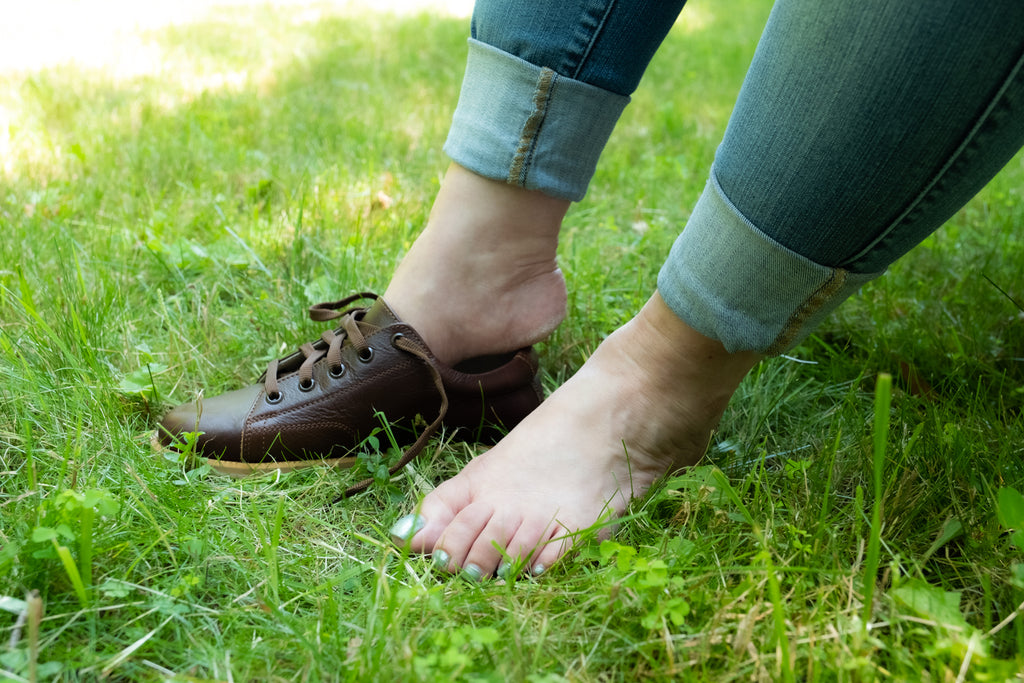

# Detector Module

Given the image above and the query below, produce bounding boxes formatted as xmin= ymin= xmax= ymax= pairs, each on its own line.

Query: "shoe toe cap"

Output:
xmin=157 ymin=384 xmax=263 ymax=460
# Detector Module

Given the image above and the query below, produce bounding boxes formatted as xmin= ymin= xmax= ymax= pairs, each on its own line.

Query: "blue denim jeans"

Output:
xmin=445 ymin=0 xmax=1024 ymax=353
xmin=445 ymin=0 xmax=685 ymax=202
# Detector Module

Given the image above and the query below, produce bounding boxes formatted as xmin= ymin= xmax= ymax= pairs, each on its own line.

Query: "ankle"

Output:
xmin=427 ymin=163 xmax=569 ymax=246
xmin=632 ymin=292 xmax=761 ymax=392
xmin=601 ymin=292 xmax=760 ymax=467
xmin=381 ymin=164 xmax=570 ymax=364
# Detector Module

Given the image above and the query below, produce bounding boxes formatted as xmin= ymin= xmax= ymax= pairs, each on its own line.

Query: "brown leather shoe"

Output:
xmin=156 ymin=294 xmax=543 ymax=487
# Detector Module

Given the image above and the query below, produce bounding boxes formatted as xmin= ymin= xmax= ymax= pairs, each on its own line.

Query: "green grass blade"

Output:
xmin=862 ymin=372 xmax=892 ymax=629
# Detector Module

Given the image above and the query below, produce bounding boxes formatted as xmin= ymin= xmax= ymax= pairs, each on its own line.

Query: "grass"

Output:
xmin=2 ymin=0 xmax=1024 ymax=679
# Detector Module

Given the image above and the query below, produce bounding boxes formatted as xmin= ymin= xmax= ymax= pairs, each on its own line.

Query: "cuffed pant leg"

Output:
xmin=444 ymin=0 xmax=686 ymax=201
xmin=444 ymin=40 xmax=629 ymax=202
xmin=660 ymin=0 xmax=1024 ymax=353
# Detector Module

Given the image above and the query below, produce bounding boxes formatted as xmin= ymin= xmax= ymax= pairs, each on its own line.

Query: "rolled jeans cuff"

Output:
xmin=444 ymin=39 xmax=630 ymax=202
xmin=657 ymin=169 xmax=884 ymax=355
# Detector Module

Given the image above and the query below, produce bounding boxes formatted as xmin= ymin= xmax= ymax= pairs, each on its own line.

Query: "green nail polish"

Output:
xmin=432 ymin=550 xmax=450 ymax=569
xmin=462 ymin=563 xmax=483 ymax=581
xmin=531 ymin=563 xmax=546 ymax=577
xmin=389 ymin=514 xmax=425 ymax=545
xmin=496 ymin=562 xmax=511 ymax=580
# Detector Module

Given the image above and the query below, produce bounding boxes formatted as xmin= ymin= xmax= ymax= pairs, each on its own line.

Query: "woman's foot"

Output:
xmin=392 ymin=293 xmax=761 ymax=577
xmin=383 ymin=163 xmax=570 ymax=365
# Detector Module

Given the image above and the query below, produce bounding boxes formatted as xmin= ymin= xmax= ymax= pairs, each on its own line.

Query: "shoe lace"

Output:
xmin=260 ymin=292 xmax=448 ymax=500
xmin=336 ymin=332 xmax=448 ymax=500
xmin=263 ymin=292 xmax=376 ymax=401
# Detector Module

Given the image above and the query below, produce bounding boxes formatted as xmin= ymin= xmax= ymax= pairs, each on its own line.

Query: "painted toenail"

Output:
xmin=389 ymin=514 xmax=426 ymax=545
xmin=496 ymin=562 xmax=511 ymax=580
xmin=432 ymin=550 xmax=450 ymax=570
xmin=531 ymin=563 xmax=546 ymax=577
xmin=462 ymin=564 xmax=483 ymax=581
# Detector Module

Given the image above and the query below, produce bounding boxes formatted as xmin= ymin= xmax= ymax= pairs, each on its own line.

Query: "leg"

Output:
xmin=386 ymin=0 xmax=688 ymax=365
xmin=397 ymin=0 xmax=1024 ymax=576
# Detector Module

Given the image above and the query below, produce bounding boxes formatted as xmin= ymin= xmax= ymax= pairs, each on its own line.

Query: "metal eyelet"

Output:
xmin=390 ymin=333 xmax=405 ymax=347
xmin=298 ymin=378 xmax=315 ymax=392
xmin=266 ymin=391 xmax=283 ymax=404
xmin=329 ymin=364 xmax=346 ymax=379
xmin=358 ymin=346 xmax=374 ymax=363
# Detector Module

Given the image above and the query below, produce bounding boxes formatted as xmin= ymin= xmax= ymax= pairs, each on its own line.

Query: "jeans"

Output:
xmin=445 ymin=0 xmax=685 ymax=202
xmin=445 ymin=0 xmax=1024 ymax=353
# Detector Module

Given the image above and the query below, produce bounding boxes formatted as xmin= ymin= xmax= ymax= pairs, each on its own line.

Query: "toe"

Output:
xmin=498 ymin=517 xmax=558 ymax=574
xmin=432 ymin=500 xmax=495 ymax=572
xmin=529 ymin=525 xmax=572 ymax=577
xmin=461 ymin=511 xmax=523 ymax=578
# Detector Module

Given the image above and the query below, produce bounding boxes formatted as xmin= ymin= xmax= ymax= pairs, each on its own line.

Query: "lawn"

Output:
xmin=2 ymin=0 xmax=1024 ymax=680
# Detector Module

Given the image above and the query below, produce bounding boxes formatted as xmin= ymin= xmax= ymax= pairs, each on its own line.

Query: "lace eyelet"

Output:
xmin=358 ymin=346 xmax=374 ymax=363
xmin=390 ymin=333 xmax=405 ymax=347
xmin=329 ymin=364 xmax=346 ymax=379
xmin=266 ymin=391 xmax=283 ymax=404
xmin=298 ymin=378 xmax=315 ymax=392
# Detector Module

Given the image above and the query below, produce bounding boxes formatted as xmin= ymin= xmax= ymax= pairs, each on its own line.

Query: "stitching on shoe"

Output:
xmin=248 ymin=421 xmax=358 ymax=459
xmin=238 ymin=386 xmax=263 ymax=461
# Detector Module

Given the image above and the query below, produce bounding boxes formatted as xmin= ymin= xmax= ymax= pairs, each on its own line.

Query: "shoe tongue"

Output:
xmin=360 ymin=296 xmax=401 ymax=329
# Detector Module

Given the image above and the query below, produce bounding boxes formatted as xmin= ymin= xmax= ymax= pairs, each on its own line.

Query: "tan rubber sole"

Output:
xmin=206 ymin=455 xmax=359 ymax=478
xmin=151 ymin=431 xmax=358 ymax=478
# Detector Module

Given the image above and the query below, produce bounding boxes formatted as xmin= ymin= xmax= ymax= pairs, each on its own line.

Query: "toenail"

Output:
xmin=389 ymin=514 xmax=426 ymax=545
xmin=531 ymin=563 xmax=546 ymax=577
xmin=432 ymin=550 xmax=450 ymax=570
xmin=462 ymin=563 xmax=483 ymax=581
xmin=496 ymin=562 xmax=511 ymax=580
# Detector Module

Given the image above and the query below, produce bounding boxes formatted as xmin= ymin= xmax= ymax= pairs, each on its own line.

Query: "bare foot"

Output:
xmin=390 ymin=293 xmax=761 ymax=578
xmin=383 ymin=163 xmax=570 ymax=365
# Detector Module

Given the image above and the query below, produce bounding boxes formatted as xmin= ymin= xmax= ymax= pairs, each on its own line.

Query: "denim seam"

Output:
xmin=509 ymin=68 xmax=556 ymax=186
xmin=765 ymin=267 xmax=849 ymax=355
xmin=568 ymin=0 xmax=618 ymax=82
xmin=845 ymin=46 xmax=1024 ymax=269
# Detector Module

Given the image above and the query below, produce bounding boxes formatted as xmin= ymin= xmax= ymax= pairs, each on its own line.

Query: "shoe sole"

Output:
xmin=151 ymin=431 xmax=358 ymax=478
xmin=205 ymin=455 xmax=359 ymax=477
